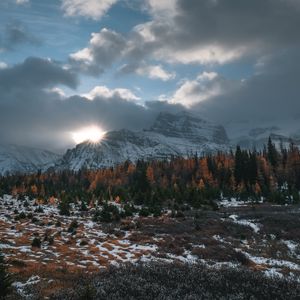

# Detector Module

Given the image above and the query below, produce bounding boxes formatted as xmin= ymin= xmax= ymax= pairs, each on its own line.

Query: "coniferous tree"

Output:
xmin=0 ymin=252 xmax=12 ymax=299
xmin=59 ymin=194 xmax=71 ymax=216
xmin=234 ymin=146 xmax=243 ymax=184
xmin=267 ymin=137 xmax=278 ymax=167
xmin=248 ymin=152 xmax=258 ymax=185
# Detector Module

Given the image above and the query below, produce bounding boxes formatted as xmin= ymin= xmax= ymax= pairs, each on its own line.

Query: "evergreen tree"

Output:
xmin=234 ymin=146 xmax=243 ymax=184
xmin=248 ymin=152 xmax=258 ymax=185
xmin=0 ymin=252 xmax=12 ymax=299
xmin=267 ymin=137 xmax=278 ymax=167
xmin=58 ymin=195 xmax=70 ymax=216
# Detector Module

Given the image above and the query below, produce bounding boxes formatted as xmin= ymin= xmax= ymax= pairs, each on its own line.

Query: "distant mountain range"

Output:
xmin=0 ymin=145 xmax=60 ymax=175
xmin=0 ymin=111 xmax=299 ymax=175
xmin=55 ymin=111 xmax=229 ymax=171
xmin=231 ymin=126 xmax=300 ymax=150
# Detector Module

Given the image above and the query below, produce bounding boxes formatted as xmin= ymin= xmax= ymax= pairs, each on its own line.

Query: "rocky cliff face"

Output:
xmin=150 ymin=111 xmax=229 ymax=144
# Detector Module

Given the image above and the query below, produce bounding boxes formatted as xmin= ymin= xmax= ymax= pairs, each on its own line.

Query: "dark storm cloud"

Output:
xmin=172 ymin=0 xmax=300 ymax=48
xmin=193 ymin=49 xmax=300 ymax=125
xmin=2 ymin=0 xmax=300 ymax=151
xmin=0 ymin=21 xmax=41 ymax=51
xmin=71 ymin=0 xmax=300 ymax=75
xmin=125 ymin=0 xmax=300 ymax=132
xmin=0 ymin=57 xmax=78 ymax=90
xmin=132 ymin=0 xmax=300 ymax=64
xmin=0 ymin=57 xmax=183 ymax=150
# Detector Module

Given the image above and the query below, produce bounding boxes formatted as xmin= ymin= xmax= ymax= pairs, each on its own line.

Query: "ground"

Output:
xmin=0 ymin=195 xmax=300 ymax=299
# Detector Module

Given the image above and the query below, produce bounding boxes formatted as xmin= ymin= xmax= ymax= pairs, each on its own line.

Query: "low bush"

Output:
xmin=31 ymin=237 xmax=41 ymax=248
xmin=47 ymin=263 xmax=300 ymax=300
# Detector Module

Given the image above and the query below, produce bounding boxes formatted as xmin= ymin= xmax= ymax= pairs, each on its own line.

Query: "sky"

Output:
xmin=0 ymin=0 xmax=300 ymax=152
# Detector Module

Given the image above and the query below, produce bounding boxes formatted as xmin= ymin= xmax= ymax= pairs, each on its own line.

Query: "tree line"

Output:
xmin=0 ymin=138 xmax=300 ymax=211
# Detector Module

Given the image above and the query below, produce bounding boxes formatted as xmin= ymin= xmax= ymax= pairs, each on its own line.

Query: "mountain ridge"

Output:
xmin=1 ymin=111 xmax=299 ymax=175
xmin=0 ymin=144 xmax=61 ymax=175
xmin=56 ymin=111 xmax=230 ymax=171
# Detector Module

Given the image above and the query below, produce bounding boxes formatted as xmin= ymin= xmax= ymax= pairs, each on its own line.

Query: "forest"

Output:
xmin=1 ymin=138 xmax=300 ymax=299
xmin=1 ymin=138 xmax=300 ymax=219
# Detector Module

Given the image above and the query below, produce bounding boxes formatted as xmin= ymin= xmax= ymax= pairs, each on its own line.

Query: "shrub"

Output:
xmin=68 ymin=220 xmax=79 ymax=234
xmin=122 ymin=204 xmax=134 ymax=217
xmin=31 ymin=216 xmax=39 ymax=223
xmin=34 ymin=206 xmax=44 ymax=213
xmin=0 ymin=252 xmax=12 ymax=299
xmin=93 ymin=204 xmax=121 ymax=223
xmin=59 ymin=199 xmax=70 ymax=216
xmin=31 ymin=237 xmax=41 ymax=248
xmin=47 ymin=263 xmax=300 ymax=300
xmin=80 ymin=240 xmax=88 ymax=246
xmin=48 ymin=236 xmax=54 ymax=246
xmin=139 ymin=207 xmax=150 ymax=217
xmin=18 ymin=211 xmax=27 ymax=219
xmin=80 ymin=200 xmax=88 ymax=211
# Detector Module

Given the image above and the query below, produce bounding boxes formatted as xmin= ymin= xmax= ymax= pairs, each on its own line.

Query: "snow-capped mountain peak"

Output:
xmin=0 ymin=144 xmax=61 ymax=175
xmin=56 ymin=111 xmax=230 ymax=171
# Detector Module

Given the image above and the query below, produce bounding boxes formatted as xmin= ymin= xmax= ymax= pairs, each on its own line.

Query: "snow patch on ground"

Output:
xmin=219 ymin=197 xmax=263 ymax=207
xmin=12 ymin=275 xmax=41 ymax=298
xmin=243 ymin=251 xmax=300 ymax=271
xmin=229 ymin=214 xmax=260 ymax=233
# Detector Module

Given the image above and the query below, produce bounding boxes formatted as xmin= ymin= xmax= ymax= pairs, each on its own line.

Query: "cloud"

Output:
xmin=136 ymin=64 xmax=175 ymax=81
xmin=146 ymin=0 xmax=177 ymax=15
xmin=190 ymin=50 xmax=300 ymax=128
xmin=0 ymin=57 xmax=78 ymax=91
xmin=128 ymin=0 xmax=300 ymax=65
xmin=70 ymin=0 xmax=300 ymax=79
xmin=119 ymin=62 xmax=175 ymax=81
xmin=0 ymin=21 xmax=41 ymax=51
xmin=0 ymin=56 xmax=182 ymax=150
xmin=1 ymin=51 xmax=298 ymax=151
xmin=61 ymin=0 xmax=118 ymax=20
xmin=82 ymin=86 xmax=140 ymax=102
xmin=0 ymin=62 xmax=8 ymax=69
xmin=16 ymin=0 xmax=29 ymax=5
xmin=70 ymin=28 xmax=126 ymax=75
xmin=170 ymin=72 xmax=238 ymax=107
xmin=1 ymin=1 xmax=300 ymax=150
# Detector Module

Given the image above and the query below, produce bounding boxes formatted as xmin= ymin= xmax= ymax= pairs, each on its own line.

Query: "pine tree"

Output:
xmin=248 ymin=152 xmax=258 ymax=185
xmin=59 ymin=194 xmax=70 ymax=216
xmin=0 ymin=252 xmax=12 ymax=299
xmin=234 ymin=146 xmax=243 ymax=184
xmin=267 ymin=137 xmax=278 ymax=167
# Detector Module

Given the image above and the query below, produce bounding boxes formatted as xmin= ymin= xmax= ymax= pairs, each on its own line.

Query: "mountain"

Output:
xmin=229 ymin=125 xmax=300 ymax=150
xmin=0 ymin=145 xmax=61 ymax=175
xmin=57 ymin=111 xmax=230 ymax=171
xmin=2 ymin=112 xmax=299 ymax=175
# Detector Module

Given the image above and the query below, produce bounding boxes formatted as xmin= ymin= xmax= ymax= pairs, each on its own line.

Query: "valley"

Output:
xmin=1 ymin=195 xmax=300 ymax=299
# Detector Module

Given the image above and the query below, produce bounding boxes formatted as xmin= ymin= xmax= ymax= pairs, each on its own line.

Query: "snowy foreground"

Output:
xmin=1 ymin=195 xmax=300 ymax=298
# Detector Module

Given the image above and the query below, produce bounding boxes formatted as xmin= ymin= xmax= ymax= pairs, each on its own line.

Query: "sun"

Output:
xmin=72 ymin=126 xmax=106 ymax=144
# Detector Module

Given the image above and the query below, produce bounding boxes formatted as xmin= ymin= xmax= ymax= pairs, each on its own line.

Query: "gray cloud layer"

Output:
xmin=71 ymin=0 xmax=300 ymax=71
xmin=0 ymin=22 xmax=41 ymax=51
xmin=193 ymin=49 xmax=300 ymax=127
xmin=1 ymin=0 xmax=300 ymax=150
xmin=0 ymin=57 xmax=183 ymax=151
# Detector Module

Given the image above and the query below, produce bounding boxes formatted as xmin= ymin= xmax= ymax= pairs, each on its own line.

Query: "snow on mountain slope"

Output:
xmin=57 ymin=112 xmax=230 ymax=171
xmin=150 ymin=111 xmax=228 ymax=144
xmin=0 ymin=145 xmax=61 ymax=175
xmin=2 ymin=112 xmax=299 ymax=175
xmin=227 ymin=123 xmax=300 ymax=150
